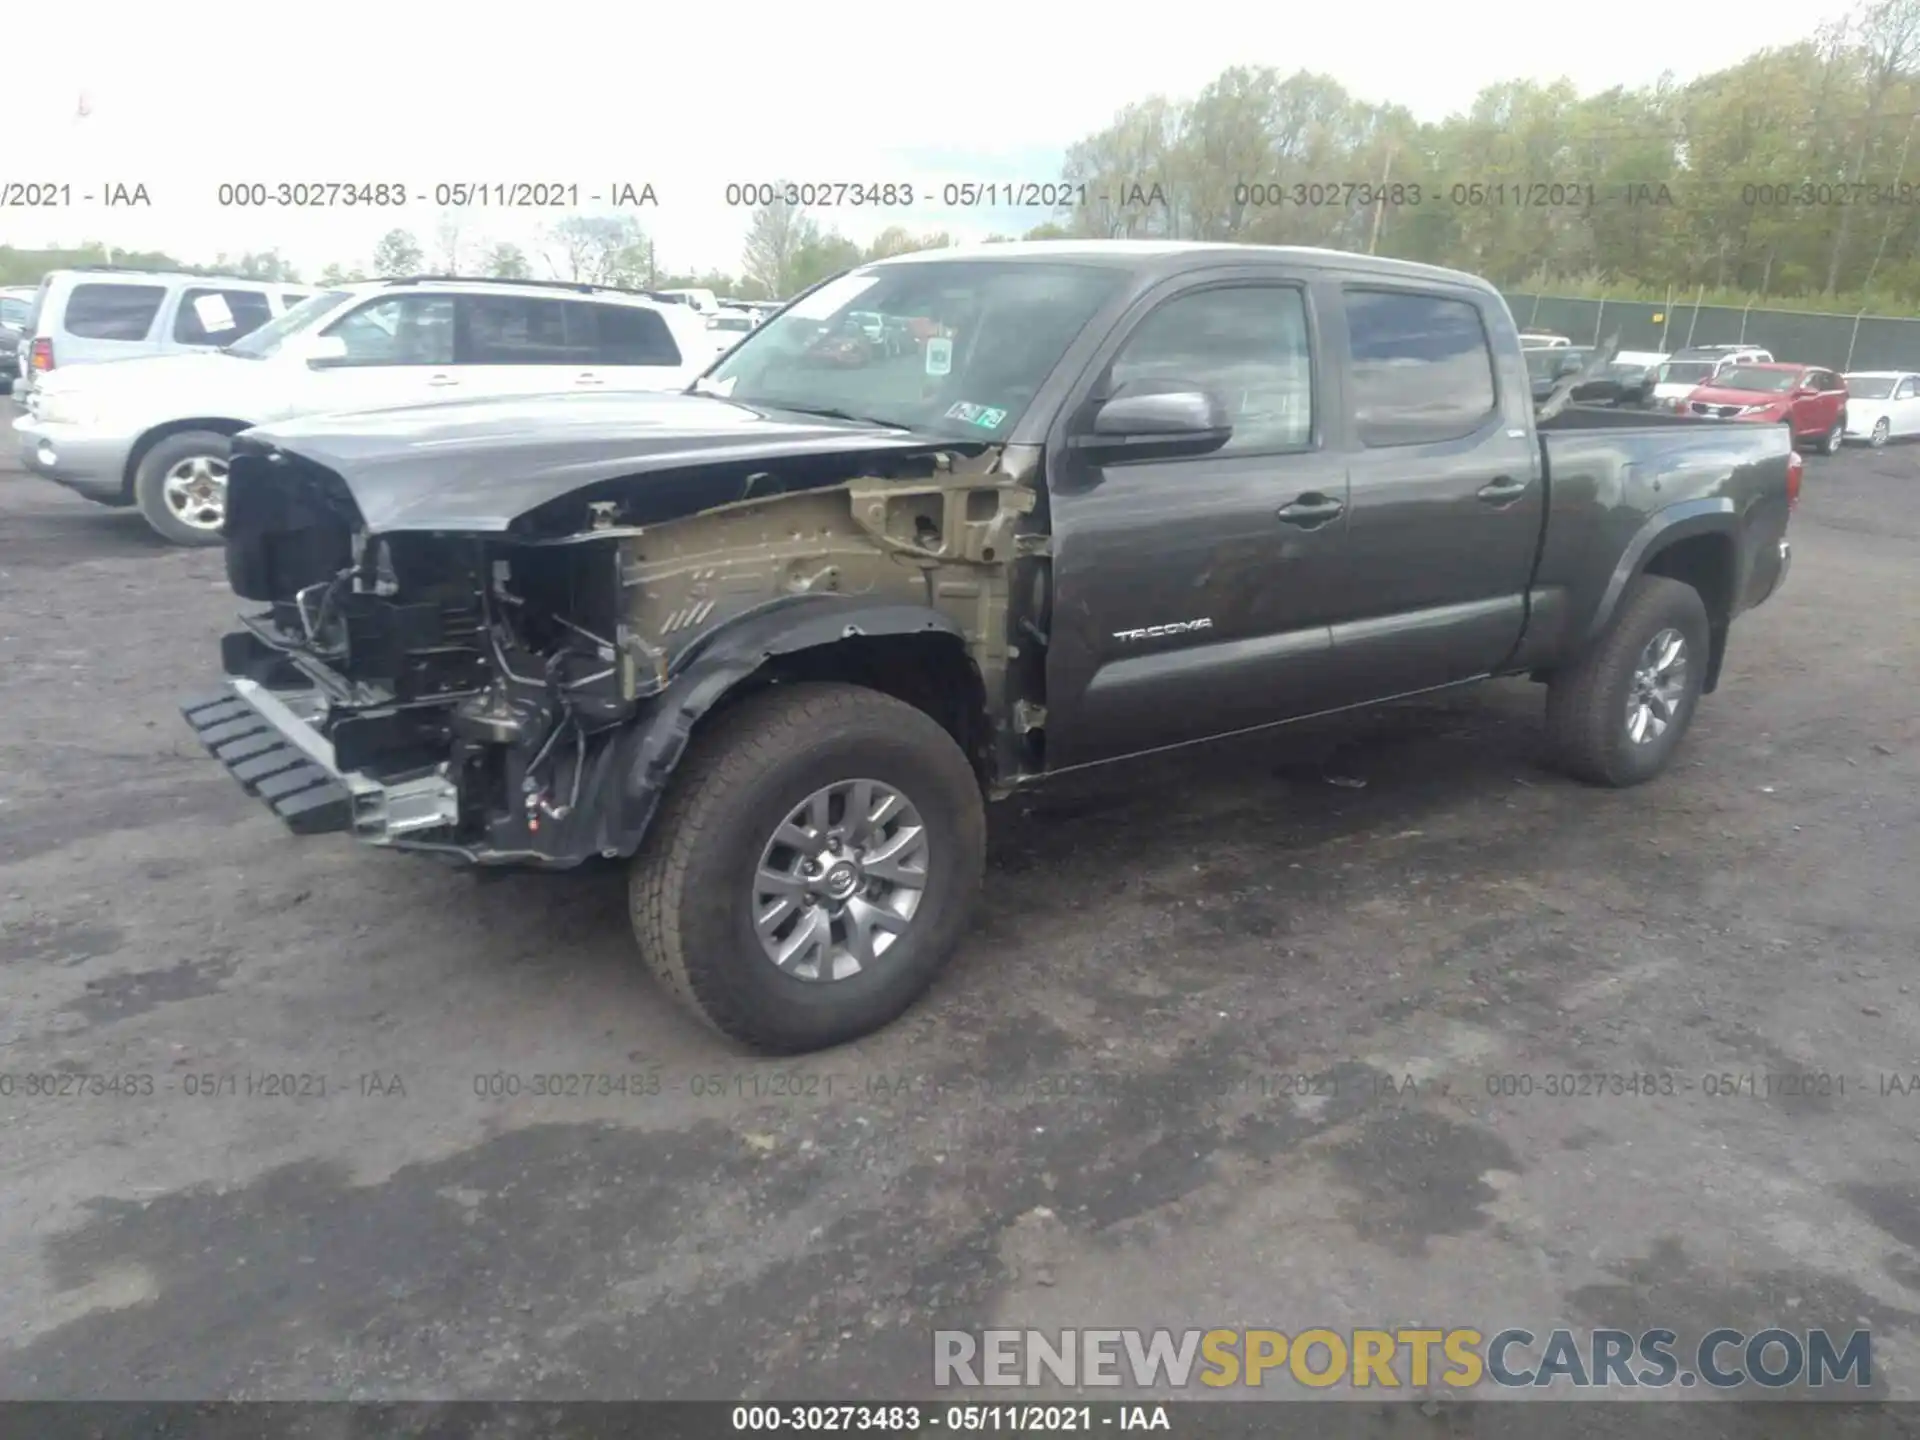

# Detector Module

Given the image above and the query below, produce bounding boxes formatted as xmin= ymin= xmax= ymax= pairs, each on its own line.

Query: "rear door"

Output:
xmin=1320 ymin=282 xmax=1540 ymax=705
xmin=454 ymin=293 xmax=599 ymax=398
xmin=1043 ymin=269 xmax=1347 ymax=766
xmin=169 ymin=285 xmax=277 ymax=353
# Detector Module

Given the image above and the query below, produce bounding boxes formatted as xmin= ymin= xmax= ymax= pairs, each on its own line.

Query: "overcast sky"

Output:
xmin=4 ymin=0 xmax=1862 ymax=282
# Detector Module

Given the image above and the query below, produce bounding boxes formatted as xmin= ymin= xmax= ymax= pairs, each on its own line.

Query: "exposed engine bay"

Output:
xmin=193 ymin=434 xmax=1049 ymax=865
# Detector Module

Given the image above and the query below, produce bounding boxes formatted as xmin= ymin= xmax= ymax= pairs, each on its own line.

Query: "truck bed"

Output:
xmin=1512 ymin=409 xmax=1795 ymax=673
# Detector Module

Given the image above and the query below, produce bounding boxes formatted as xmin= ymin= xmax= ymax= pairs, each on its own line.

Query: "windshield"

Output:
xmin=1845 ymin=375 xmax=1895 ymax=398
xmin=699 ymin=260 xmax=1127 ymax=439
xmin=1658 ymin=361 xmax=1714 ymax=385
xmin=1713 ymin=366 xmax=1797 ymax=393
xmin=1606 ymin=362 xmax=1651 ymax=381
xmin=223 ymin=289 xmax=355 ymax=358
xmin=711 ymin=316 xmax=753 ymax=332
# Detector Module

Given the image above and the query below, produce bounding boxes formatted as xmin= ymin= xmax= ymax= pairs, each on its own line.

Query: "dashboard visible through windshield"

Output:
xmin=700 ymin=260 xmax=1126 ymax=441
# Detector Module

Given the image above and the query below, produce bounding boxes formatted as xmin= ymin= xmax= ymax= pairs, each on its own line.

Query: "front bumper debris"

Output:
xmin=181 ymin=679 xmax=458 ymax=841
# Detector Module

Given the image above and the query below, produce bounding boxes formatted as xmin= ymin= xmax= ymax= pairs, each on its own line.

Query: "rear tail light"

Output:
xmin=1786 ymin=448 xmax=1803 ymax=511
xmin=29 ymin=336 xmax=53 ymax=373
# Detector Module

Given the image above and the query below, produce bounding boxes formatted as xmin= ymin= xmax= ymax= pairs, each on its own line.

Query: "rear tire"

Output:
xmin=1820 ymin=416 xmax=1845 ymax=455
xmin=132 ymin=430 xmax=232 ymax=547
xmin=1871 ymin=417 xmax=1890 ymax=448
xmin=1544 ymin=575 xmax=1711 ymax=788
xmin=629 ymin=682 xmax=986 ymax=1053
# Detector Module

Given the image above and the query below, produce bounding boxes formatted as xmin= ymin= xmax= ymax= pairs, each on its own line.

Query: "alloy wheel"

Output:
xmin=1625 ymin=628 xmax=1689 ymax=746
xmin=750 ymin=778 xmax=930 ymax=982
xmin=161 ymin=454 xmax=228 ymax=531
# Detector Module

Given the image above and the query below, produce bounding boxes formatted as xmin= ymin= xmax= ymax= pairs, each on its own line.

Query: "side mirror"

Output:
xmin=1072 ymin=378 xmax=1233 ymax=461
xmin=303 ymin=334 xmax=350 ymax=369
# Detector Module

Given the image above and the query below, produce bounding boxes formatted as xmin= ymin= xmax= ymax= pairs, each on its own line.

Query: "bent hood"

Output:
xmin=238 ymin=389 xmax=973 ymax=534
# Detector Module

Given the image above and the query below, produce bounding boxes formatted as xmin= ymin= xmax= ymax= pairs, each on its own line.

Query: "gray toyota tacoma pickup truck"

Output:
xmin=183 ymin=242 xmax=1797 ymax=1053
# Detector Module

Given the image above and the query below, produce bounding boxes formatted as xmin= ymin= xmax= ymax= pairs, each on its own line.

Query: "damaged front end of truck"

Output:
xmin=182 ymin=409 xmax=1045 ymax=867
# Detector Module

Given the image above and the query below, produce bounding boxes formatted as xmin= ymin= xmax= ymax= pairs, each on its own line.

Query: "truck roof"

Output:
xmin=868 ymin=239 xmax=1503 ymax=294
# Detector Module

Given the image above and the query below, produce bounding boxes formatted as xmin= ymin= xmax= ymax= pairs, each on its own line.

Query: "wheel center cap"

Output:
xmin=822 ymin=861 xmax=860 ymax=900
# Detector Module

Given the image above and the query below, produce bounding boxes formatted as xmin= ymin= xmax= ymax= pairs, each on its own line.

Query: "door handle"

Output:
xmin=1277 ymin=493 xmax=1345 ymax=527
xmin=1477 ymin=477 xmax=1529 ymax=504
xmin=426 ymin=374 xmax=460 ymax=387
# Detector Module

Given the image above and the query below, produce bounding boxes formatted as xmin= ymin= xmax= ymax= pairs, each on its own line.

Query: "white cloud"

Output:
xmin=8 ymin=0 xmax=1859 ymax=280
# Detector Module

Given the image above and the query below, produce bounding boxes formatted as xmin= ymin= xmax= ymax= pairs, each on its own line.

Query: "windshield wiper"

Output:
xmin=768 ymin=403 xmax=903 ymax=429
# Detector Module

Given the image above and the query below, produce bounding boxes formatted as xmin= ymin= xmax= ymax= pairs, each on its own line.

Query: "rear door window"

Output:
xmin=173 ymin=287 xmax=276 ymax=345
xmin=594 ymin=303 xmax=684 ymax=365
xmin=62 ymin=282 xmax=167 ymax=341
xmin=458 ymin=294 xmax=598 ymax=364
xmin=1343 ymin=288 xmax=1498 ymax=447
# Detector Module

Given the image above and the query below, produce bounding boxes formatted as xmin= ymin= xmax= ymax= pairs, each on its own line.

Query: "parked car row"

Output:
xmin=1523 ymin=335 xmax=1920 ymax=454
xmin=12 ymin=273 xmax=715 ymax=543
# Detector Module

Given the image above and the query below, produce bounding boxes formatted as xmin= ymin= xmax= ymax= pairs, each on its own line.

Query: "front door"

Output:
xmin=1895 ymin=375 xmax=1920 ymax=435
xmin=1794 ymin=369 xmax=1846 ymax=440
xmin=1320 ymin=284 xmax=1541 ymax=704
xmin=1044 ymin=275 xmax=1349 ymax=768
xmin=290 ymin=293 xmax=462 ymax=418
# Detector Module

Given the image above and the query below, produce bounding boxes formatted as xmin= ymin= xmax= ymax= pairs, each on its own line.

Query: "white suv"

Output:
xmin=12 ymin=276 xmax=713 ymax=545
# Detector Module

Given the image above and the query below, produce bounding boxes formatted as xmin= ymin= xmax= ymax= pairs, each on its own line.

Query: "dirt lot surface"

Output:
xmin=0 ymin=424 xmax=1916 ymax=1420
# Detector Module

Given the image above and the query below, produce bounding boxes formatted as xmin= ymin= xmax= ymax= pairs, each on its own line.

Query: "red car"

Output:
xmin=1682 ymin=362 xmax=1850 ymax=455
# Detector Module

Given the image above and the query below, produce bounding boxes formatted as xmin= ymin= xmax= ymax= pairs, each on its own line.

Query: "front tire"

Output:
xmin=1544 ymin=575 xmax=1711 ymax=788
xmin=629 ymin=682 xmax=986 ymax=1053
xmin=132 ymin=430 xmax=232 ymax=547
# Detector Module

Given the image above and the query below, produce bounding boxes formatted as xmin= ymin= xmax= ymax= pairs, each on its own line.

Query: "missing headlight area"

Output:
xmin=202 ymin=435 xmax=1035 ymax=867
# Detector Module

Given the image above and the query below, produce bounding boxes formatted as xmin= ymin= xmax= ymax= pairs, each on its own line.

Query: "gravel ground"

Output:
xmin=0 ymin=424 xmax=1916 ymax=1414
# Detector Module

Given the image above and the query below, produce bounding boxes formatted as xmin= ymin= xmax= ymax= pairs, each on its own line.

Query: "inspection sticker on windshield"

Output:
xmin=945 ymin=402 xmax=1008 ymax=429
xmin=924 ymin=337 xmax=952 ymax=376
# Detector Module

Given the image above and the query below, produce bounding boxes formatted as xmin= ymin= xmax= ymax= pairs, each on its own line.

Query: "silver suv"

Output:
xmin=12 ymin=268 xmax=315 ymax=402
xmin=15 ymin=275 xmax=715 ymax=544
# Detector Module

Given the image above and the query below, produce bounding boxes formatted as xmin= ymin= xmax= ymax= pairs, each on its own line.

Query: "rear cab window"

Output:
xmin=61 ymin=282 xmax=167 ymax=341
xmin=173 ymin=287 xmax=276 ymax=345
xmin=1342 ymin=287 xmax=1498 ymax=447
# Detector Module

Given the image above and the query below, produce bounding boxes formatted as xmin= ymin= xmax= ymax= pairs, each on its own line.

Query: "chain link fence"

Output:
xmin=1502 ymin=292 xmax=1920 ymax=371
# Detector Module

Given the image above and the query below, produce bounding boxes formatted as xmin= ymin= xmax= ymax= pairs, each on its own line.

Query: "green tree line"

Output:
xmin=13 ymin=0 xmax=1920 ymax=312
xmin=1045 ymin=0 xmax=1920 ymax=311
